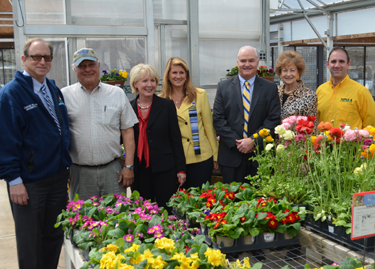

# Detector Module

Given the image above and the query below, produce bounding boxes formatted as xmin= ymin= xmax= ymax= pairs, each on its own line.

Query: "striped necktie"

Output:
xmin=40 ymin=85 xmax=61 ymax=135
xmin=243 ymin=81 xmax=251 ymax=138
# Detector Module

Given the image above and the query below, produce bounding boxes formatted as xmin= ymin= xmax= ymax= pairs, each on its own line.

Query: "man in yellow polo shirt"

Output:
xmin=317 ymin=47 xmax=375 ymax=129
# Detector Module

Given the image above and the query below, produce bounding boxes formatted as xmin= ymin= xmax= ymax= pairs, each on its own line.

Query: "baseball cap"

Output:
xmin=73 ymin=48 xmax=98 ymax=66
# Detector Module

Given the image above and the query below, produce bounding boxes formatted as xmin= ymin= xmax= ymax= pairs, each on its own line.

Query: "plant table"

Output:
xmin=63 ymin=234 xmax=85 ymax=269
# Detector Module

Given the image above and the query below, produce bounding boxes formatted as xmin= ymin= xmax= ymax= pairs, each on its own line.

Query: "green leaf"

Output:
xmin=106 ymin=228 xmax=125 ymax=239
xmin=87 ymin=207 xmax=96 ymax=218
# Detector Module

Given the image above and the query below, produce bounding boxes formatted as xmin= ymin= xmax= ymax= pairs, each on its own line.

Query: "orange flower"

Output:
xmin=318 ymin=121 xmax=332 ymax=132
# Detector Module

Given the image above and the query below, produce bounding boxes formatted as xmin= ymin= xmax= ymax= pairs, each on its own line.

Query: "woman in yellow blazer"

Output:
xmin=161 ymin=57 xmax=218 ymax=188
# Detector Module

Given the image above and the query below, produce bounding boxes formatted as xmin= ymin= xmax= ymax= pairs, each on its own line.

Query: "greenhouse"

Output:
xmin=1 ymin=0 xmax=375 ymax=268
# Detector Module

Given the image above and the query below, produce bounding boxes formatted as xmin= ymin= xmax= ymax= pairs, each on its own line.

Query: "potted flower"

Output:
xmin=226 ymin=65 xmax=238 ymax=77
xmin=100 ymin=68 xmax=128 ymax=86
xmin=257 ymin=65 xmax=275 ymax=81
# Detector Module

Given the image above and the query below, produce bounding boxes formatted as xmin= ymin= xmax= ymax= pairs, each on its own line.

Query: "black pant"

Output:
xmin=131 ymin=160 xmax=178 ymax=214
xmin=184 ymin=156 xmax=213 ymax=189
xmin=221 ymin=153 xmax=258 ymax=183
xmin=8 ymin=169 xmax=68 ymax=269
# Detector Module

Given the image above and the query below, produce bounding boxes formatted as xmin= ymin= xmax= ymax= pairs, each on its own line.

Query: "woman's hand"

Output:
xmin=177 ymin=173 xmax=186 ymax=185
xmin=213 ymin=161 xmax=219 ymax=170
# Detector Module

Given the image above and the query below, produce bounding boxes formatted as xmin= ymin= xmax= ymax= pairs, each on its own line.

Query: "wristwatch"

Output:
xmin=124 ymin=165 xmax=134 ymax=170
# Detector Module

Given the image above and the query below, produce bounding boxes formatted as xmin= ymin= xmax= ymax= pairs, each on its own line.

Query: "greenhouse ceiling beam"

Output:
xmin=271 ymin=0 xmax=375 ymax=23
xmin=154 ymin=19 xmax=187 ymax=25
xmin=23 ymin=25 xmax=147 ymax=36
xmin=297 ymin=0 xmax=328 ymax=50
xmin=187 ymin=0 xmax=199 ymax=86
xmin=145 ymin=0 xmax=155 ymax=66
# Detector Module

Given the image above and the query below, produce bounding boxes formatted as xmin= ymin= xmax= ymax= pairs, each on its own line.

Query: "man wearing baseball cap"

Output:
xmin=61 ymin=48 xmax=138 ymax=201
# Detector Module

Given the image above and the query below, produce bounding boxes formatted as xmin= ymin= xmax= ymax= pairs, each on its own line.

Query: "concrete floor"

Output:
xmin=0 ymin=181 xmax=65 ymax=269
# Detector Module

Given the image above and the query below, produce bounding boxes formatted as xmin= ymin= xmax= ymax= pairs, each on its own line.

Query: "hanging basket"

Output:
xmin=262 ymin=76 xmax=275 ymax=82
xmin=101 ymin=80 xmax=125 ymax=86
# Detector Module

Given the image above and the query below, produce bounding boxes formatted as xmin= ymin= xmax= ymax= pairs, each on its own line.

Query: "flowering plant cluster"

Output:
xmin=83 ymin=235 xmax=228 ymax=269
xmin=257 ymin=65 xmax=275 ymax=77
xmin=55 ymin=191 xmax=192 ymax=251
xmin=248 ymin=115 xmax=375 ymax=234
xmin=100 ymin=68 xmax=128 ymax=81
xmin=226 ymin=65 xmax=238 ymax=77
xmin=167 ymin=182 xmax=305 ymax=241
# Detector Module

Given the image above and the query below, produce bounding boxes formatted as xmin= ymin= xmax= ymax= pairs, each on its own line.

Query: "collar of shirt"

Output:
xmin=329 ymin=74 xmax=350 ymax=89
xmin=238 ymin=74 xmax=256 ymax=97
xmin=78 ymin=81 xmax=101 ymax=93
xmin=22 ymin=70 xmax=47 ymax=94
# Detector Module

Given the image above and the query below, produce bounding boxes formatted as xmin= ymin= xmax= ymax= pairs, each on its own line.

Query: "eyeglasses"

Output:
xmin=25 ymin=54 xmax=53 ymax=62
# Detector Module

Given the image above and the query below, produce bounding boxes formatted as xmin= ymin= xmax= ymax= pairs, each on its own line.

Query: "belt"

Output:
xmin=73 ymin=158 xmax=119 ymax=168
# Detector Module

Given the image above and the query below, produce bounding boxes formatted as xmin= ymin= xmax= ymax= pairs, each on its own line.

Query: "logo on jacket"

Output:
xmin=340 ymin=98 xmax=352 ymax=103
xmin=24 ymin=103 xmax=38 ymax=111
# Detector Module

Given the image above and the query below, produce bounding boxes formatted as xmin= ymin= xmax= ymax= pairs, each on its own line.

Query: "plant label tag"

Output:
xmin=328 ymin=225 xmax=334 ymax=233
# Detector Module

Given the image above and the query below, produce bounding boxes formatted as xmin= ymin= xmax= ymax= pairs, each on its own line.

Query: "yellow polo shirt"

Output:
xmin=317 ymin=75 xmax=375 ymax=129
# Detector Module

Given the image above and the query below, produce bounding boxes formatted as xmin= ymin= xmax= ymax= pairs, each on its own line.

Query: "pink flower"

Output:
xmin=282 ymin=122 xmax=291 ymax=130
xmin=296 ymin=116 xmax=307 ymax=122
xmin=123 ymin=234 xmax=133 ymax=243
xmin=294 ymin=134 xmax=306 ymax=143
xmin=344 ymin=130 xmax=358 ymax=141
xmin=358 ymin=130 xmax=370 ymax=138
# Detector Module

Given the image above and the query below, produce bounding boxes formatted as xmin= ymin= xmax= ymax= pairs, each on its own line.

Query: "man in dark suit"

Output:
xmin=213 ymin=46 xmax=281 ymax=183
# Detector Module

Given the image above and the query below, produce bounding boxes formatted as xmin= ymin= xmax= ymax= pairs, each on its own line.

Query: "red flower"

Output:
xmin=268 ymin=197 xmax=277 ymax=203
xmin=206 ymin=201 xmax=213 ymax=208
xmin=287 ymin=213 xmax=296 ymax=223
xmin=213 ymin=222 xmax=220 ymax=229
xmin=268 ymin=219 xmax=278 ymax=229
xmin=280 ymin=217 xmax=288 ymax=224
xmin=296 ymin=119 xmax=314 ymax=135
xmin=308 ymin=116 xmax=316 ymax=122
xmin=240 ymin=217 xmax=246 ymax=223
xmin=239 ymin=186 xmax=246 ymax=190
xmin=224 ymin=192 xmax=235 ymax=200
xmin=221 ymin=219 xmax=227 ymax=224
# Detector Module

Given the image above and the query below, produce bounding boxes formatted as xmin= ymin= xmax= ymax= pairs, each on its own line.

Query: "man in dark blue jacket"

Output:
xmin=0 ymin=38 xmax=72 ymax=269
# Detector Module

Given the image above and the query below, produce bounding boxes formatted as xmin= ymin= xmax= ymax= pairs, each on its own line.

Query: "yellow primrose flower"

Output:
xmin=204 ymin=248 xmax=213 ymax=257
xmin=265 ymin=135 xmax=274 ymax=143
xmin=100 ymin=252 xmax=117 ymax=269
xmin=148 ymin=255 xmax=167 ymax=269
xmin=124 ymin=243 xmax=140 ymax=253
xmin=143 ymin=249 xmax=154 ymax=259
xmin=130 ymin=254 xmax=143 ymax=265
xmin=171 ymin=252 xmax=186 ymax=262
xmin=191 ymin=260 xmax=200 ymax=269
xmin=206 ymin=249 xmax=226 ymax=267
xmin=121 ymin=70 xmax=128 ymax=79
xmin=119 ymin=264 xmax=135 ymax=269
xmin=154 ymin=238 xmax=175 ymax=253
xmin=243 ymin=257 xmax=251 ymax=268
xmin=101 ymin=244 xmax=119 ymax=253
xmin=253 ymin=133 xmax=259 ymax=138
xmin=176 ymin=263 xmax=190 ymax=269
xmin=189 ymin=253 xmax=199 ymax=261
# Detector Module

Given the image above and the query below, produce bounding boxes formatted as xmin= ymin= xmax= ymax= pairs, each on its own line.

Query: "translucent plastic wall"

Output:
xmin=17 ymin=0 xmax=262 ymax=89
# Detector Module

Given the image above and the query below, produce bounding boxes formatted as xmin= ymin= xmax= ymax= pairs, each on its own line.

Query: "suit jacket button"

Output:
xmin=187 ymin=139 xmax=190 ymax=142
xmin=185 ymin=122 xmax=188 ymax=125
xmin=149 ymin=140 xmax=152 ymax=143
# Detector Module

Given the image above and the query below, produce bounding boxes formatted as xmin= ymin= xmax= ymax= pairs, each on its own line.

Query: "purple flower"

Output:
xmin=364 ymin=139 xmax=373 ymax=146
xmin=136 ymin=232 xmax=144 ymax=238
xmin=147 ymin=227 xmax=155 ymax=234
xmin=102 ymin=70 xmax=108 ymax=74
